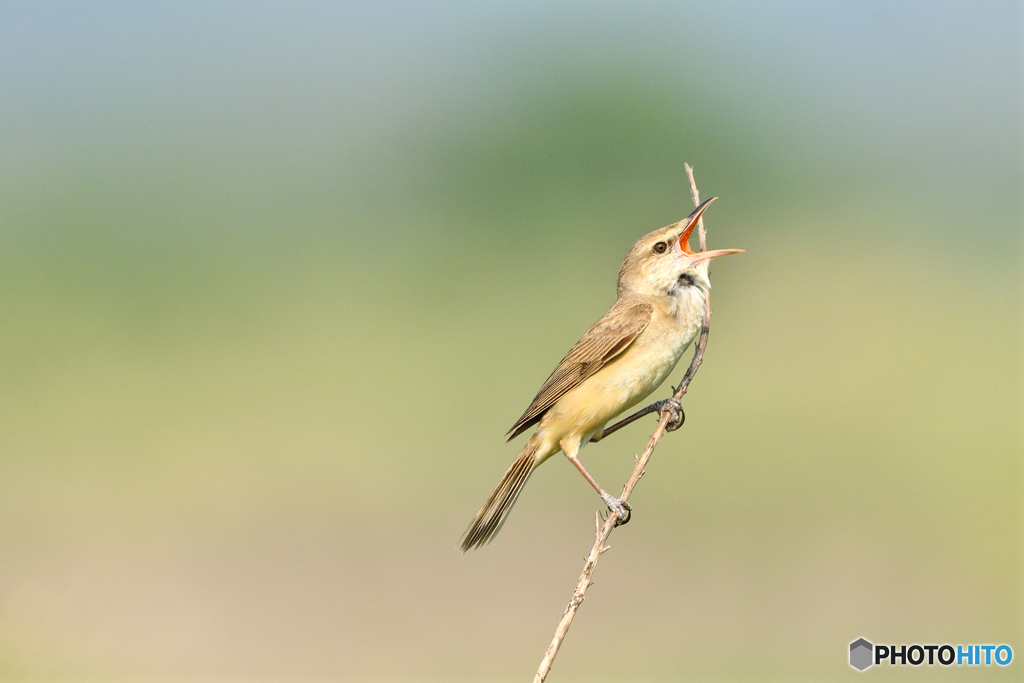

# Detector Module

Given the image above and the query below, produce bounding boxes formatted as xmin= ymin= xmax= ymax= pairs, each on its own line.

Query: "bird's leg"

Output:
xmin=588 ymin=403 xmax=658 ymax=443
xmin=659 ymin=397 xmax=685 ymax=432
xmin=564 ymin=452 xmax=631 ymax=526
xmin=591 ymin=397 xmax=685 ymax=442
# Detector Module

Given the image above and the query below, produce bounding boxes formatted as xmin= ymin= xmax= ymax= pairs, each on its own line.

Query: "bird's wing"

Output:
xmin=506 ymin=300 xmax=653 ymax=440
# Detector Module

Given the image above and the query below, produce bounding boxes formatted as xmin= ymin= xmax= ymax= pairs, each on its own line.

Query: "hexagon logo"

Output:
xmin=849 ymin=638 xmax=873 ymax=671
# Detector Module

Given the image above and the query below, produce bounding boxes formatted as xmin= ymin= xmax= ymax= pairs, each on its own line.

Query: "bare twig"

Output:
xmin=684 ymin=162 xmax=707 ymax=252
xmin=533 ymin=167 xmax=715 ymax=683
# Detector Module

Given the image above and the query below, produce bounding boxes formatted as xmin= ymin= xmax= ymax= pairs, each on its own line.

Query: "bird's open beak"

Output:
xmin=678 ymin=197 xmax=717 ymax=254
xmin=689 ymin=248 xmax=744 ymax=266
xmin=676 ymin=196 xmax=743 ymax=264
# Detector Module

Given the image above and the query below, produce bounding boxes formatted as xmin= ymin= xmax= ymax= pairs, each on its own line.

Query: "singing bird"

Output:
xmin=461 ymin=198 xmax=742 ymax=550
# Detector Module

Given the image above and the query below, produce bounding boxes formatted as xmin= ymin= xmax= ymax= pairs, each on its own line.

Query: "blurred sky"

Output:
xmin=0 ymin=2 xmax=1021 ymax=682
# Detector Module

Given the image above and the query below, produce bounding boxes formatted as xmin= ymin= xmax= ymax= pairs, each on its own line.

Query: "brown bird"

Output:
xmin=461 ymin=198 xmax=742 ymax=550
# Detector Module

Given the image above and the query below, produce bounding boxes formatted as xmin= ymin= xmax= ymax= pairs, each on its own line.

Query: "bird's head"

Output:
xmin=617 ymin=197 xmax=742 ymax=298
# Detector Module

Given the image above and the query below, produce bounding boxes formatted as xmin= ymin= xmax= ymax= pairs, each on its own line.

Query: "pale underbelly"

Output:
xmin=539 ymin=336 xmax=689 ymax=446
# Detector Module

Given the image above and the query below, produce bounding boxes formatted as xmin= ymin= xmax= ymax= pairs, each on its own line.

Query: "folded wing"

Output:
xmin=507 ymin=299 xmax=653 ymax=440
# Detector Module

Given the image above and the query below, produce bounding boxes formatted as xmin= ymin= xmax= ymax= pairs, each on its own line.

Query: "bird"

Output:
xmin=460 ymin=198 xmax=742 ymax=551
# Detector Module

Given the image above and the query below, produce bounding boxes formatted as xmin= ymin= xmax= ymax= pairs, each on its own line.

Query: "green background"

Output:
xmin=0 ymin=2 xmax=1020 ymax=681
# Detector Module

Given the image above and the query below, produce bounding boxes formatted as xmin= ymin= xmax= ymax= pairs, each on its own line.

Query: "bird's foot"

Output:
xmin=658 ymin=397 xmax=685 ymax=432
xmin=601 ymin=493 xmax=632 ymax=526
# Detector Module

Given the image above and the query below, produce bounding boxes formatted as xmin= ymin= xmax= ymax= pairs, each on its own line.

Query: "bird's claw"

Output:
xmin=601 ymin=493 xmax=632 ymax=526
xmin=659 ymin=397 xmax=685 ymax=432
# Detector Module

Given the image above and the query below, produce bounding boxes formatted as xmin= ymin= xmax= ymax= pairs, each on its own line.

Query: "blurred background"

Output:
xmin=0 ymin=2 xmax=1020 ymax=681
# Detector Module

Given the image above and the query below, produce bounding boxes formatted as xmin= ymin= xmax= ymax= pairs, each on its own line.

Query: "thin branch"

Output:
xmin=533 ymin=167 xmax=714 ymax=683
xmin=684 ymin=162 xmax=707 ymax=252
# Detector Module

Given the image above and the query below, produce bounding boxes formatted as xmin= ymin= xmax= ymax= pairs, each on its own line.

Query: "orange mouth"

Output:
xmin=678 ymin=197 xmax=716 ymax=254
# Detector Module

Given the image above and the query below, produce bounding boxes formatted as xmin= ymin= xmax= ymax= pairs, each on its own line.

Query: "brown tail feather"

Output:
xmin=461 ymin=439 xmax=541 ymax=551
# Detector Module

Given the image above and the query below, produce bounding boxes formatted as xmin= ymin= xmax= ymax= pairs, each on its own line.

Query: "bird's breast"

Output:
xmin=607 ymin=306 xmax=701 ymax=400
xmin=541 ymin=294 xmax=704 ymax=442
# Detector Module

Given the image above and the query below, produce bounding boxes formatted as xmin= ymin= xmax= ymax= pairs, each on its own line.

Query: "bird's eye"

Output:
xmin=653 ymin=242 xmax=668 ymax=254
